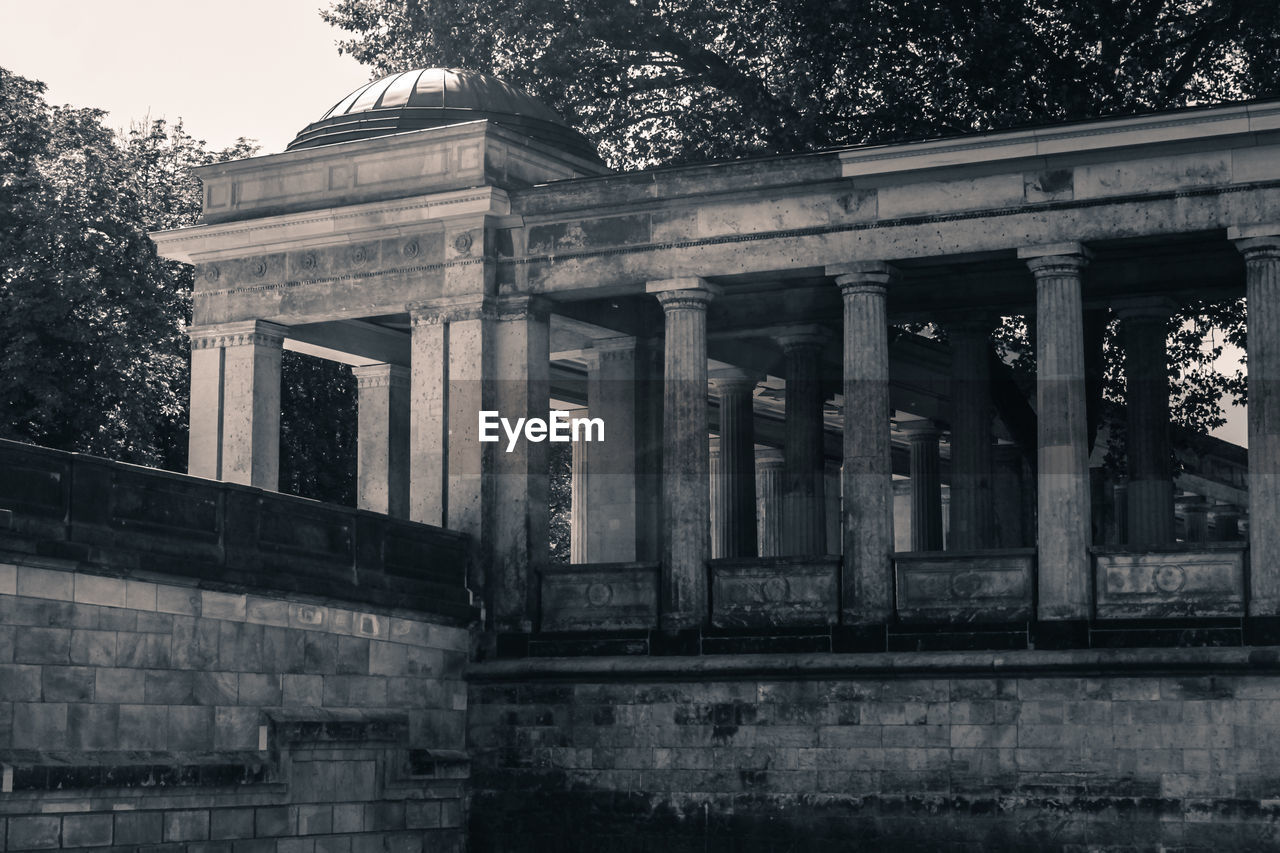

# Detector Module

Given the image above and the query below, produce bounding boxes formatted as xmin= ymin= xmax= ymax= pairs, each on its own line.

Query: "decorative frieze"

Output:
xmin=187 ymin=320 xmax=287 ymax=350
xmin=894 ymin=550 xmax=1035 ymax=623
xmin=1094 ymin=546 xmax=1246 ymax=618
xmin=408 ymin=294 xmax=496 ymax=325
xmin=710 ymin=556 xmax=840 ymax=628
xmin=539 ymin=562 xmax=660 ymax=632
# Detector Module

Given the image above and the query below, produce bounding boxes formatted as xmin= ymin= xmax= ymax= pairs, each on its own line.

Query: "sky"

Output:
xmin=0 ymin=1 xmax=1251 ymax=448
xmin=0 ymin=0 xmax=369 ymax=154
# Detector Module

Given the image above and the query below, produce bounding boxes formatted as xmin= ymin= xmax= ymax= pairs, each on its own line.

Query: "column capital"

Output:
xmin=351 ymin=363 xmax=410 ymax=389
xmin=1112 ymin=295 xmax=1179 ymax=321
xmin=407 ymin=294 xmax=495 ymax=326
xmin=1020 ymin=242 xmax=1093 ymax=274
xmin=828 ymin=262 xmax=897 ymax=294
xmin=899 ymin=419 xmax=943 ymax=443
xmin=772 ymin=324 xmax=832 ymax=352
xmin=188 ymin=320 xmax=286 ymax=350
xmin=755 ymin=447 xmax=785 ymax=465
xmin=647 ymin=277 xmax=721 ymax=310
xmin=590 ymin=335 xmax=639 ymax=363
xmin=495 ymin=293 xmax=553 ymax=321
xmin=1232 ymin=232 xmax=1280 ymax=261
xmin=709 ymin=367 xmax=761 ymax=397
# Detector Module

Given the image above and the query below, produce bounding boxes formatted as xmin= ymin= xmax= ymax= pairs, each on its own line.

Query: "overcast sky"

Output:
xmin=0 ymin=0 xmax=369 ymax=154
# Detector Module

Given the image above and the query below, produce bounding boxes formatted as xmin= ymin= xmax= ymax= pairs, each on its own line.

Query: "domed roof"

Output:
xmin=287 ymin=68 xmax=599 ymax=162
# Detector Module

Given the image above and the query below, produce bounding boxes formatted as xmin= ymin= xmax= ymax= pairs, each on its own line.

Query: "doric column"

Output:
xmin=709 ymin=438 xmax=722 ymax=557
xmin=947 ymin=318 xmax=995 ymax=550
xmin=892 ymin=480 xmax=912 ymax=552
xmin=1021 ymin=243 xmax=1093 ymax=622
xmin=1116 ymin=298 xmax=1175 ymax=545
xmin=569 ymin=407 xmax=589 ymax=564
xmin=828 ymin=262 xmax=896 ymax=625
xmin=352 ymin=363 xmax=410 ymax=518
xmin=825 ymin=460 xmax=843 ymax=556
xmin=756 ymin=448 xmax=785 ymax=557
xmin=1112 ymin=477 xmax=1130 ymax=545
xmin=187 ymin=321 xmax=285 ymax=490
xmin=711 ymin=369 xmax=760 ymax=559
xmin=1178 ymin=496 xmax=1210 ymax=544
xmin=1233 ymin=232 xmax=1280 ymax=615
xmin=902 ymin=421 xmax=944 ymax=551
xmin=777 ymin=329 xmax=828 ymax=555
xmin=648 ymin=278 xmax=719 ymax=632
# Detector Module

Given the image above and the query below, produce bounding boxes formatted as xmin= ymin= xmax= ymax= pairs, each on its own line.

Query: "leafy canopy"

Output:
xmin=323 ymin=0 xmax=1269 ymax=442
xmin=1 ymin=67 xmax=357 ymax=504
xmin=322 ymin=0 xmax=1280 ymax=170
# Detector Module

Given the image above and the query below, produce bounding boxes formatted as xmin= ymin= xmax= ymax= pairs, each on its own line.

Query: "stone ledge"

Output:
xmin=468 ymin=645 xmax=1280 ymax=682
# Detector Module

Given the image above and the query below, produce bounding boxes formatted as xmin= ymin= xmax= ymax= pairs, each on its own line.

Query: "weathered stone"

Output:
xmin=649 ymin=278 xmax=718 ymax=632
xmin=1022 ymin=245 xmax=1093 ymax=622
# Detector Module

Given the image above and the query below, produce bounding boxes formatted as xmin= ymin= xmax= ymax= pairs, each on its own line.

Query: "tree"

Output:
xmin=1 ymin=68 xmax=358 ymax=505
xmin=322 ymin=0 xmax=1280 ymax=170
xmin=323 ymin=0 xmax=1271 ymax=446
xmin=0 ymin=68 xmax=195 ymax=466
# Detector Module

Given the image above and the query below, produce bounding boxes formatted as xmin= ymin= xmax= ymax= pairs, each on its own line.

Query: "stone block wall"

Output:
xmin=0 ymin=558 xmax=469 ymax=853
xmin=468 ymin=650 xmax=1280 ymax=851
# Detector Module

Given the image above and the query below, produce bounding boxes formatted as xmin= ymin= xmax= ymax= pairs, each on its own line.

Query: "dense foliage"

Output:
xmin=323 ymin=0 xmax=1269 ymax=445
xmin=322 ymin=0 xmax=1280 ymax=170
xmin=0 ymin=68 xmax=357 ymax=503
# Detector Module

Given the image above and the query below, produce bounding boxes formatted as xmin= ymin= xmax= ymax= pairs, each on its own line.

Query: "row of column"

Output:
xmin=186 ymin=233 xmax=1280 ymax=630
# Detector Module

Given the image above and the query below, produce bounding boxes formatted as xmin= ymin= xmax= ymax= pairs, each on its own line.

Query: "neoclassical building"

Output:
xmin=123 ymin=68 xmax=1280 ymax=847
xmin=152 ymin=69 xmax=1271 ymax=650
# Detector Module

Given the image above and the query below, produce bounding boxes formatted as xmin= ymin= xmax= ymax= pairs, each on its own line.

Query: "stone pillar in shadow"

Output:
xmin=710 ymin=369 xmax=760 ymax=559
xmin=902 ymin=421 xmax=944 ymax=551
xmin=756 ymin=449 xmax=785 ymax=558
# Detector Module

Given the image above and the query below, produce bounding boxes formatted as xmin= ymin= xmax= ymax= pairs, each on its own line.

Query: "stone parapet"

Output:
xmin=0 ymin=438 xmax=474 ymax=622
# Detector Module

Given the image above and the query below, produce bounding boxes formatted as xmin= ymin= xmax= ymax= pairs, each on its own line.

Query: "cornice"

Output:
xmin=151 ymin=187 xmax=511 ymax=264
xmin=837 ymin=101 xmax=1280 ymax=179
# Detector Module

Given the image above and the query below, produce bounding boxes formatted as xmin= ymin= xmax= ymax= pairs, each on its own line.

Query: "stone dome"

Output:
xmin=287 ymin=68 xmax=600 ymax=162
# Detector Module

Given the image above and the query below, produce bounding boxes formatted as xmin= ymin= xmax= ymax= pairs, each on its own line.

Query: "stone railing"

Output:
xmin=0 ymin=439 xmax=473 ymax=621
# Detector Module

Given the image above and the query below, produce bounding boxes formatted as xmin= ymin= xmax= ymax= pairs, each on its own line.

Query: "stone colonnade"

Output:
xmin=184 ymin=232 xmax=1280 ymax=632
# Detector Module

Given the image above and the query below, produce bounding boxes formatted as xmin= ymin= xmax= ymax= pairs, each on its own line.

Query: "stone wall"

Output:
xmin=0 ymin=559 xmax=468 ymax=852
xmin=468 ymin=650 xmax=1280 ymax=851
